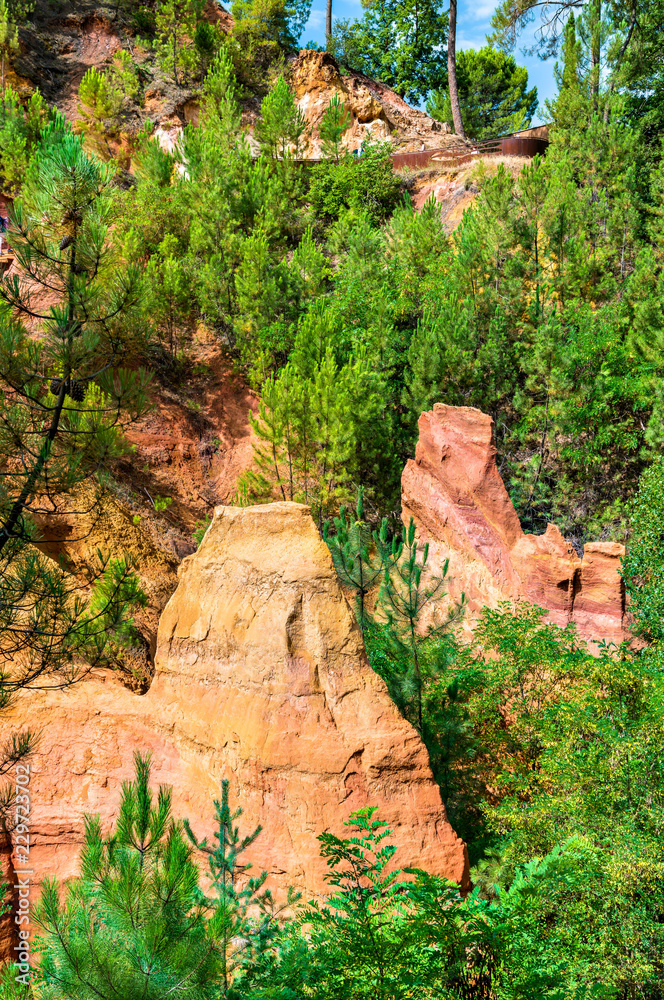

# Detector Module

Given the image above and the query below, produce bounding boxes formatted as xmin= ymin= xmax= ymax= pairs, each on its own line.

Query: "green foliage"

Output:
xmin=323 ymin=488 xmax=389 ymax=632
xmin=426 ymin=46 xmax=538 ymax=139
xmin=153 ymin=494 xmax=173 ymax=512
xmin=143 ymin=234 xmax=194 ymax=357
xmin=319 ymin=93 xmax=350 ymax=162
xmin=304 ymin=808 xmax=426 ymax=1000
xmin=0 ymin=0 xmax=19 ymax=94
xmin=35 ymin=752 xmax=218 ymax=999
xmin=78 ymin=53 xmax=139 ymax=128
xmin=622 ymin=457 xmax=664 ymax=645
xmin=309 ymin=141 xmax=401 ymax=224
xmin=236 ymin=807 xmax=565 ymax=1000
xmin=155 ymin=0 xmax=205 ymax=85
xmin=184 ymin=779 xmax=300 ymax=998
xmin=0 ymin=129 xmax=150 ymax=690
xmin=376 ymin=517 xmax=462 ymax=734
xmin=428 ymin=599 xmax=664 ymax=994
xmin=402 ymin=138 xmax=648 ymax=538
xmin=330 ymin=0 xmax=448 ymax=103
xmin=78 ymin=66 xmax=119 ymax=119
xmin=255 ymin=75 xmax=308 ymax=159
xmin=192 ymin=513 xmax=212 ymax=546
xmin=3 ymin=0 xmax=33 ymax=23
xmin=133 ymin=122 xmax=176 ymax=187
xmin=238 ymin=300 xmax=388 ymax=523
xmin=7 ymin=5 xmax=664 ymax=999
xmin=0 ymin=85 xmax=46 ymax=194
xmin=0 ymin=963 xmax=32 ymax=998
xmin=230 ymin=0 xmax=312 ymax=48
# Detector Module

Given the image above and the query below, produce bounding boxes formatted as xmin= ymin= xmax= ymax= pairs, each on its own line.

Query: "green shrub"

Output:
xmin=78 ymin=53 xmax=140 ymax=125
xmin=309 ymin=140 xmax=401 ymax=224
xmin=192 ymin=514 xmax=212 ymax=547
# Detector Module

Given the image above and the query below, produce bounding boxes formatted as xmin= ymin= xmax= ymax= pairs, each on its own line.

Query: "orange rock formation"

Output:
xmin=289 ymin=49 xmax=468 ymax=157
xmin=0 ymin=502 xmax=468 ymax=958
xmin=402 ymin=404 xmax=626 ymax=645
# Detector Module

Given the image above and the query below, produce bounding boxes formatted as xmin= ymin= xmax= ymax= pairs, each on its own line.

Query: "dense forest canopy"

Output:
xmin=1 ymin=0 xmax=664 ymax=996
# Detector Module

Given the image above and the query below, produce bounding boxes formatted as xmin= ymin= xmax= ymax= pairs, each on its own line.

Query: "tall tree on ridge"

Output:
xmin=447 ymin=0 xmax=466 ymax=137
xmin=332 ymin=0 xmax=448 ymax=104
xmin=326 ymin=0 xmax=332 ymax=48
xmin=427 ymin=46 xmax=538 ymax=139
xmin=589 ymin=0 xmax=601 ymax=112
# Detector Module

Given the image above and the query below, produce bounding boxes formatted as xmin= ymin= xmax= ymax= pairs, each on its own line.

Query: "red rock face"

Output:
xmin=402 ymin=404 xmax=626 ymax=646
xmin=0 ymin=503 xmax=468 ymax=960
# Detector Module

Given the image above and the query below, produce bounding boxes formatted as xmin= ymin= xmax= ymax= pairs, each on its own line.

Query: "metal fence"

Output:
xmin=390 ymin=134 xmax=549 ymax=171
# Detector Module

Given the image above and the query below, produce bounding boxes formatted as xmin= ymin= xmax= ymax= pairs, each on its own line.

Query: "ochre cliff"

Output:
xmin=402 ymin=404 xmax=626 ymax=645
xmin=289 ymin=50 xmax=464 ymax=156
xmin=0 ymin=502 xmax=468 ymax=957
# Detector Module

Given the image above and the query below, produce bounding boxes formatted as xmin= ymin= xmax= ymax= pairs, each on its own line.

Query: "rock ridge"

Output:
xmin=0 ymin=501 xmax=468 ymax=960
xmin=402 ymin=404 xmax=626 ymax=645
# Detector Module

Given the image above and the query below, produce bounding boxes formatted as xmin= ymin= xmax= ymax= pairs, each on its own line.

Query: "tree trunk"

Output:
xmin=590 ymin=0 xmax=601 ymax=114
xmin=447 ymin=0 xmax=466 ymax=138
xmin=326 ymin=0 xmax=332 ymax=49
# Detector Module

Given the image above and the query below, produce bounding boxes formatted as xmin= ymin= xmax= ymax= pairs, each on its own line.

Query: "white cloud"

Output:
xmin=456 ymin=34 xmax=487 ymax=50
xmin=304 ymin=8 xmax=325 ymax=31
xmin=467 ymin=0 xmax=497 ymax=20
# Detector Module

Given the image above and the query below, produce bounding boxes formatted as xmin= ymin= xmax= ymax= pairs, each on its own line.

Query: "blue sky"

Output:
xmin=300 ymin=0 xmax=557 ymax=124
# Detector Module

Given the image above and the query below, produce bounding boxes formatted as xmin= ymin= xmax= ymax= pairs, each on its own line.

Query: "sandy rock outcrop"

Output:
xmin=290 ymin=49 xmax=390 ymax=156
xmin=289 ymin=50 xmax=470 ymax=157
xmin=1 ymin=502 xmax=468 ymax=957
xmin=402 ymin=404 xmax=626 ymax=645
xmin=412 ymin=174 xmax=480 ymax=231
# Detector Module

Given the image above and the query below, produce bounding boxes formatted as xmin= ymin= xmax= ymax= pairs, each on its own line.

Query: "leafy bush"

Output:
xmin=308 ymin=141 xmax=402 ymax=224
xmin=231 ymin=0 xmax=312 ymax=49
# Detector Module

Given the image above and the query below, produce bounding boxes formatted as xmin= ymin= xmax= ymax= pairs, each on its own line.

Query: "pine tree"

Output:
xmin=240 ymin=303 xmax=383 ymax=521
xmin=198 ymin=44 xmax=242 ymax=154
xmin=36 ymin=753 xmax=218 ymax=999
xmin=319 ymin=94 xmax=350 ymax=163
xmin=0 ymin=0 xmax=18 ymax=110
xmin=426 ymin=47 xmax=537 ymax=140
xmin=548 ymin=13 xmax=587 ymax=138
xmin=143 ymin=233 xmax=193 ymax=358
xmin=156 ymin=0 xmax=203 ymax=86
xmin=518 ymin=155 xmax=548 ymax=322
xmin=184 ymin=779 xmax=299 ymax=998
xmin=377 ymin=518 xmax=463 ymax=734
xmin=323 ymin=488 xmax=391 ymax=634
xmin=0 ymin=128 xmax=149 ymax=694
xmin=242 ymin=372 xmax=290 ymax=502
xmin=291 ymin=225 xmax=330 ymax=300
xmin=255 ymin=76 xmax=308 ymax=160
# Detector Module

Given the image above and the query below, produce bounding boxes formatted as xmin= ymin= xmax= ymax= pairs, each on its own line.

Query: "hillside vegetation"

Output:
xmin=1 ymin=0 xmax=664 ymax=996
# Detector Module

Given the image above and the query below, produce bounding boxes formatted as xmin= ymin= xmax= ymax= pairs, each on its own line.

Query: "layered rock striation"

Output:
xmin=0 ymin=502 xmax=468 ymax=957
xmin=402 ymin=404 xmax=626 ymax=645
